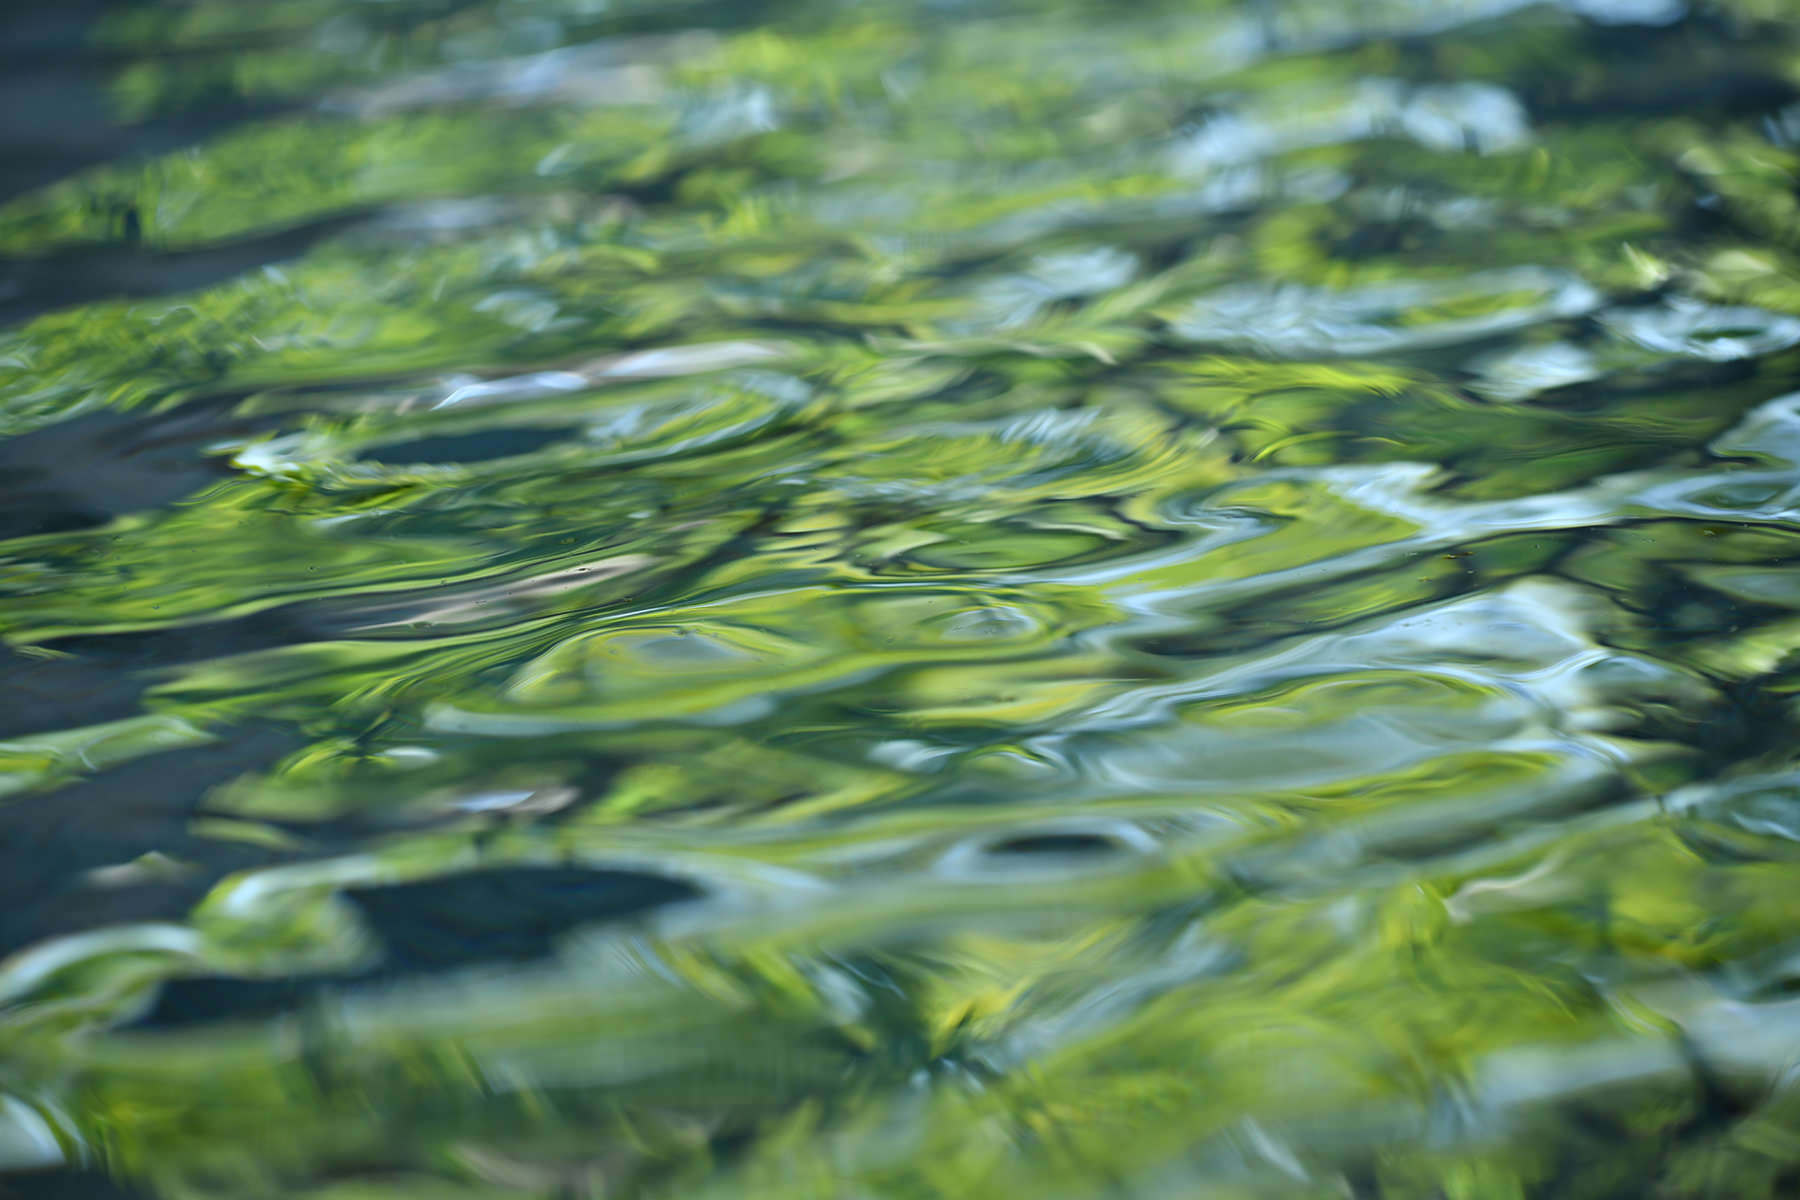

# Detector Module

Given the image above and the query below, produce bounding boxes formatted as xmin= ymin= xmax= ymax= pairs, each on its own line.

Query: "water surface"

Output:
xmin=4 ymin=1 xmax=1800 ymax=1196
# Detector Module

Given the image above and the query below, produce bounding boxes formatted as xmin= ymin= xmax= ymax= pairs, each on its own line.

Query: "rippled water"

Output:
xmin=3 ymin=0 xmax=1800 ymax=1196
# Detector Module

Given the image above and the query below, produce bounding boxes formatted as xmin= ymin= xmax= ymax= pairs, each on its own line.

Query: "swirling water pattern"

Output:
xmin=3 ymin=0 xmax=1800 ymax=1196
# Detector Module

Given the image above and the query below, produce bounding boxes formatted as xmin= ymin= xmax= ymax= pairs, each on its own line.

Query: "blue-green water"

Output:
xmin=4 ymin=1 xmax=1800 ymax=1196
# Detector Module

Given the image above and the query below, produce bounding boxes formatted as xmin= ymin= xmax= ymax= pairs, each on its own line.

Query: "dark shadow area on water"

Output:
xmin=0 ymin=213 xmax=374 ymax=329
xmin=0 ymin=399 xmax=279 ymax=541
xmin=0 ymin=726 xmax=307 ymax=960
xmin=128 ymin=866 xmax=704 ymax=1029
xmin=0 ymin=1170 xmax=151 ymax=1200
xmin=0 ymin=1 xmax=296 ymax=207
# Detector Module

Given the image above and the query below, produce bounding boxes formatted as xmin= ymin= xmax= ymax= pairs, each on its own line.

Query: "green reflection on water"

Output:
xmin=4 ymin=0 xmax=1800 ymax=1196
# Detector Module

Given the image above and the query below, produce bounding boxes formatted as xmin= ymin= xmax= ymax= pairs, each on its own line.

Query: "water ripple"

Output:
xmin=2 ymin=0 xmax=1800 ymax=1197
